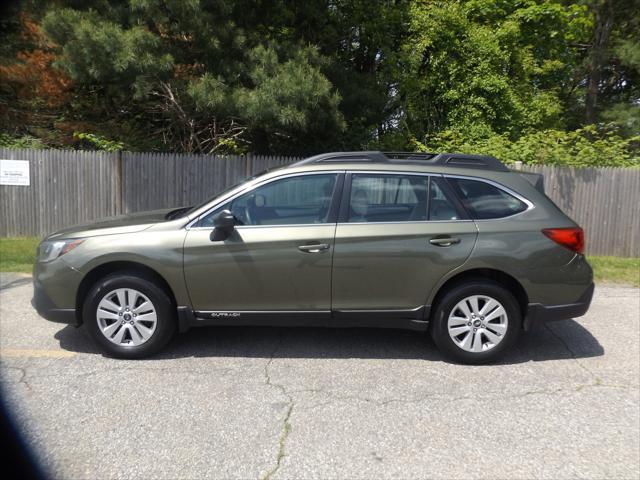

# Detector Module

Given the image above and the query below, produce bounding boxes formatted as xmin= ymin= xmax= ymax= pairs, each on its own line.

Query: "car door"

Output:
xmin=331 ymin=172 xmax=478 ymax=316
xmin=183 ymin=171 xmax=343 ymax=315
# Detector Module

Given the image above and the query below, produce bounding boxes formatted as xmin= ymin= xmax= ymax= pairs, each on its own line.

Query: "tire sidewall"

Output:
xmin=83 ymin=273 xmax=176 ymax=359
xmin=431 ymin=280 xmax=521 ymax=364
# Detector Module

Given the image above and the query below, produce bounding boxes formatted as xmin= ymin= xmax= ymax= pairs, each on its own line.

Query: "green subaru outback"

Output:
xmin=32 ymin=152 xmax=593 ymax=363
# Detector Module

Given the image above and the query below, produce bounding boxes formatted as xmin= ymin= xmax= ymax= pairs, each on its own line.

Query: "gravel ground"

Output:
xmin=1 ymin=273 xmax=638 ymax=479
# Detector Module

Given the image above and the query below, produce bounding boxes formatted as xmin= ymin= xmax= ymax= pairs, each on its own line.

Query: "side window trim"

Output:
xmin=426 ymin=176 xmax=432 ymax=221
xmin=337 ymin=172 xmax=353 ymax=223
xmin=326 ymin=173 xmax=345 ymax=224
xmin=433 ymin=175 xmax=470 ymax=221
xmin=192 ymin=171 xmax=345 ymax=229
xmin=443 ymin=174 xmax=534 ymax=220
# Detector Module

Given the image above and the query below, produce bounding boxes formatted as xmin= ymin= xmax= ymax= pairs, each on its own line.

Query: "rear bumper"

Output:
xmin=32 ymin=278 xmax=80 ymax=327
xmin=524 ymin=282 xmax=594 ymax=330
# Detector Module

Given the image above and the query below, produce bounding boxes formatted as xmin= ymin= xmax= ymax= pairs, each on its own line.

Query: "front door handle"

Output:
xmin=429 ymin=236 xmax=461 ymax=247
xmin=298 ymin=243 xmax=330 ymax=253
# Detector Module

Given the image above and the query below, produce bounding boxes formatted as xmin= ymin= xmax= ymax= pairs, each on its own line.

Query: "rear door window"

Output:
xmin=344 ymin=174 xmax=464 ymax=222
xmin=347 ymin=174 xmax=429 ymax=222
xmin=447 ymin=177 xmax=528 ymax=219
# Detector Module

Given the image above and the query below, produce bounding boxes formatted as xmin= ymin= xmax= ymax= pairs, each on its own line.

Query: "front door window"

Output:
xmin=200 ymin=174 xmax=338 ymax=227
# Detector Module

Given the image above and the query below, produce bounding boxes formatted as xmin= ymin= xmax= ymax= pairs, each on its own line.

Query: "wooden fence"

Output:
xmin=1 ymin=149 xmax=638 ymax=257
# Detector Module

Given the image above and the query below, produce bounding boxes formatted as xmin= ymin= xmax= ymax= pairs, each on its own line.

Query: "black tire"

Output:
xmin=430 ymin=279 xmax=521 ymax=364
xmin=82 ymin=272 xmax=177 ymax=359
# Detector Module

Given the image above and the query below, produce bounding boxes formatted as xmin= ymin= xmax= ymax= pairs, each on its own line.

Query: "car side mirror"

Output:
xmin=210 ymin=209 xmax=236 ymax=241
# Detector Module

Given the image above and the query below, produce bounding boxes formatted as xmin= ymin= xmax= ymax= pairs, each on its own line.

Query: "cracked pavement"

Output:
xmin=1 ymin=272 xmax=639 ymax=479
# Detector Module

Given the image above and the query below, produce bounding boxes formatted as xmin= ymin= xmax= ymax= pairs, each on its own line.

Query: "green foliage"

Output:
xmin=0 ymin=133 xmax=46 ymax=149
xmin=73 ymin=132 xmax=124 ymax=152
xmin=601 ymin=34 xmax=640 ymax=137
xmin=399 ymin=0 xmax=591 ymax=137
xmin=43 ymin=9 xmax=174 ymax=91
xmin=0 ymin=1 xmax=638 ymax=165
xmin=418 ymin=125 xmax=639 ymax=167
xmin=238 ymin=45 xmax=342 ymax=132
xmin=40 ymin=1 xmax=346 ymax=154
xmin=588 ymin=256 xmax=640 ymax=287
xmin=602 ymin=104 xmax=640 ymax=138
xmin=0 ymin=237 xmax=40 ymax=273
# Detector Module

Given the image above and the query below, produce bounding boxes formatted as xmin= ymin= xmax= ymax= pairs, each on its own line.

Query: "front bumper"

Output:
xmin=32 ymin=258 xmax=83 ymax=327
xmin=32 ymin=281 xmax=79 ymax=326
xmin=524 ymin=282 xmax=594 ymax=331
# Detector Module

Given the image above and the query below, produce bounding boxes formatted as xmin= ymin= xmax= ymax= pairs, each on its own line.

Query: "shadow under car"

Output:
xmin=54 ymin=319 xmax=604 ymax=365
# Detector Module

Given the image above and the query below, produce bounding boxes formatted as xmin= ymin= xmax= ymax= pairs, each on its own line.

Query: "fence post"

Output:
xmin=245 ymin=153 xmax=252 ymax=177
xmin=114 ymin=150 xmax=123 ymax=215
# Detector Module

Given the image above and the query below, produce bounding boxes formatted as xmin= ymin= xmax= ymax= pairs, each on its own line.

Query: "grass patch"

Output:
xmin=588 ymin=256 xmax=639 ymax=287
xmin=0 ymin=237 xmax=638 ymax=287
xmin=0 ymin=237 xmax=39 ymax=273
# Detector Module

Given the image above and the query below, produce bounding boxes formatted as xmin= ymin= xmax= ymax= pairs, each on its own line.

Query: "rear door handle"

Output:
xmin=298 ymin=243 xmax=330 ymax=253
xmin=429 ymin=237 xmax=461 ymax=247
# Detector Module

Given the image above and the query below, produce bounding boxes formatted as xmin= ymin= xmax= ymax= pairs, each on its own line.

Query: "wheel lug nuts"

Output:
xmin=473 ymin=328 xmax=477 ymax=332
xmin=467 ymin=322 xmax=472 ymax=326
xmin=129 ymin=321 xmax=134 ymax=325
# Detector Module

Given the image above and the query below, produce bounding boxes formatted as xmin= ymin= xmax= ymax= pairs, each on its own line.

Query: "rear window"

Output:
xmin=447 ymin=178 xmax=528 ymax=219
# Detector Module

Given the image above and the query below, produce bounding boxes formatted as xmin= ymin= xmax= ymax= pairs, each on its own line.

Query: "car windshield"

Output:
xmin=181 ymin=165 xmax=293 ymax=218
xmin=168 ymin=171 xmax=267 ymax=220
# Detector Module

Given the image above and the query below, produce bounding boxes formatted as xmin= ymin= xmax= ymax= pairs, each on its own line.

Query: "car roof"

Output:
xmin=268 ymin=151 xmax=514 ymax=181
xmin=289 ymin=151 xmax=510 ymax=172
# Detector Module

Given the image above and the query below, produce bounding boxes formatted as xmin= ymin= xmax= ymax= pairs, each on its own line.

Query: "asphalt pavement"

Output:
xmin=1 ymin=272 xmax=639 ymax=479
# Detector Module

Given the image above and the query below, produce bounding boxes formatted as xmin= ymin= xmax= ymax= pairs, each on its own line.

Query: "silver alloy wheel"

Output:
xmin=447 ymin=295 xmax=508 ymax=353
xmin=96 ymin=288 xmax=157 ymax=346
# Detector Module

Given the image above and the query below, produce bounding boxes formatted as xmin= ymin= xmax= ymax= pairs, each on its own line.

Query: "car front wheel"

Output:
xmin=83 ymin=272 xmax=176 ymax=359
xmin=430 ymin=279 xmax=521 ymax=364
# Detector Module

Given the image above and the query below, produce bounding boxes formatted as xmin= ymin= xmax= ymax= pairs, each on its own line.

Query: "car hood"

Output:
xmin=46 ymin=208 xmax=177 ymax=240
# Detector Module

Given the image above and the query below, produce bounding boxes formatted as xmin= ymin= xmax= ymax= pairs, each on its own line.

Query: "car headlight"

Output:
xmin=38 ymin=239 xmax=85 ymax=263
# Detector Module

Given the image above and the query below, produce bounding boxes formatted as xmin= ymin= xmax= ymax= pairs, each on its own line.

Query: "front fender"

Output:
xmin=64 ymin=230 xmax=190 ymax=306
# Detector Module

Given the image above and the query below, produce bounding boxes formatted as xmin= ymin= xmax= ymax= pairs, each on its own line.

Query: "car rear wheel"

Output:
xmin=430 ymin=280 xmax=521 ymax=364
xmin=83 ymin=272 xmax=176 ymax=359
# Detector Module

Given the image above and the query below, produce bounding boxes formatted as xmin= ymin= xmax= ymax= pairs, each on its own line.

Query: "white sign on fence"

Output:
xmin=0 ymin=159 xmax=30 ymax=186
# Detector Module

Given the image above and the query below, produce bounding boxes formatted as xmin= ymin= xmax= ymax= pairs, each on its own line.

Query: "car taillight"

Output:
xmin=542 ymin=227 xmax=585 ymax=254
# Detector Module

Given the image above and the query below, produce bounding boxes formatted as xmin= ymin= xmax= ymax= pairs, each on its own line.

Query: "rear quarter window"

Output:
xmin=447 ymin=178 xmax=528 ymax=219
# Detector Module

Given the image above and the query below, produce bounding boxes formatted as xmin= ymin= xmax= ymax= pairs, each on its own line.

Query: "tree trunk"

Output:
xmin=585 ymin=0 xmax=615 ymax=125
